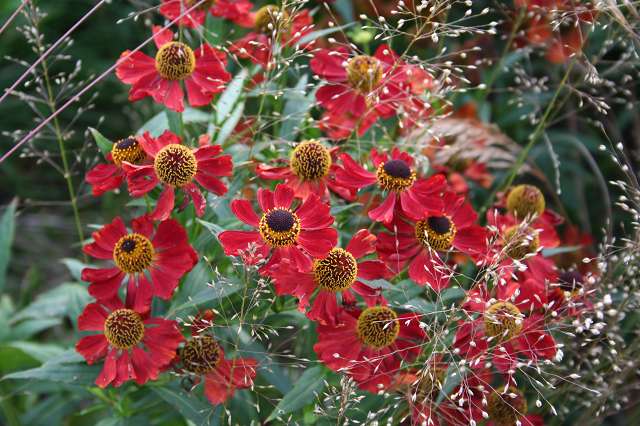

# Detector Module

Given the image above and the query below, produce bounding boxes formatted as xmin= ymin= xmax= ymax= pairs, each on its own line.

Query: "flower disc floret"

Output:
xmin=313 ymin=248 xmax=358 ymax=292
xmin=487 ymin=387 xmax=527 ymax=426
xmin=113 ymin=233 xmax=154 ymax=273
xmin=346 ymin=55 xmax=383 ymax=93
xmin=376 ymin=159 xmax=416 ymax=192
xmin=104 ymin=308 xmax=145 ymax=350
xmin=111 ymin=137 xmax=145 ymax=166
xmin=415 ymin=216 xmax=457 ymax=251
xmin=155 ymin=41 xmax=196 ymax=80
xmin=181 ymin=335 xmax=222 ymax=375
xmin=504 ymin=226 xmax=540 ymax=260
xmin=483 ymin=301 xmax=523 ymax=342
xmin=254 ymin=5 xmax=289 ymax=33
xmin=290 ymin=140 xmax=332 ymax=181
xmin=154 ymin=144 xmax=198 ymax=187
xmin=506 ymin=184 xmax=545 ymax=218
xmin=258 ymin=208 xmax=301 ymax=248
xmin=356 ymin=306 xmax=400 ymax=349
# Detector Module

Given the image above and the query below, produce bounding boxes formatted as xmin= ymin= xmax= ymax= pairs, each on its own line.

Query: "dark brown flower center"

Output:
xmin=356 ymin=306 xmax=400 ymax=349
xmin=313 ymin=248 xmax=358 ymax=292
xmin=104 ymin=308 xmax=145 ymax=350
xmin=558 ymin=270 xmax=584 ymax=292
xmin=347 ymin=55 xmax=383 ymax=93
xmin=155 ymin=42 xmax=196 ymax=80
xmin=181 ymin=335 xmax=221 ymax=375
xmin=154 ymin=144 xmax=198 ymax=187
xmin=376 ymin=160 xmax=416 ymax=192
xmin=290 ymin=140 xmax=332 ymax=181
xmin=415 ymin=216 xmax=457 ymax=251
xmin=111 ymin=136 xmax=146 ymax=166
xmin=113 ymin=233 xmax=154 ymax=273
xmin=258 ymin=208 xmax=301 ymax=247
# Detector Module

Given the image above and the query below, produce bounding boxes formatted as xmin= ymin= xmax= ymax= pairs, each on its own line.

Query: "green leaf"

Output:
xmin=296 ymin=23 xmax=354 ymax=46
xmin=2 ymin=350 xmax=100 ymax=385
xmin=138 ymin=108 xmax=210 ymax=136
xmin=333 ymin=0 xmax=354 ymax=23
xmin=0 ymin=199 xmax=16 ymax=293
xmin=4 ymin=341 xmax=65 ymax=363
xmin=267 ymin=366 xmax=326 ymax=421
xmin=152 ymin=384 xmax=218 ymax=425
xmin=89 ymin=128 xmax=113 ymax=156
xmin=166 ymin=110 xmax=182 ymax=134
xmin=13 ymin=283 xmax=90 ymax=323
xmin=60 ymin=258 xmax=88 ymax=282
xmin=215 ymin=68 xmax=248 ymax=126
xmin=542 ymin=245 xmax=582 ymax=257
xmin=279 ymin=75 xmax=316 ymax=140
xmin=330 ymin=202 xmax=363 ymax=216
xmin=216 ymin=100 xmax=245 ymax=145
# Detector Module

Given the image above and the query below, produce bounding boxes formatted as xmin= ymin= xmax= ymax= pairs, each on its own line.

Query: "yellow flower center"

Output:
xmin=483 ymin=301 xmax=523 ymax=342
xmin=154 ymin=144 xmax=198 ymax=187
xmin=113 ymin=233 xmax=155 ymax=274
xmin=503 ymin=226 xmax=540 ymax=260
xmin=111 ymin=136 xmax=146 ymax=167
xmin=415 ymin=216 xmax=457 ymax=251
xmin=487 ymin=387 xmax=527 ymax=426
xmin=290 ymin=140 xmax=332 ymax=181
xmin=254 ymin=5 xmax=289 ymax=34
xmin=346 ymin=55 xmax=383 ymax=94
xmin=376 ymin=159 xmax=416 ymax=192
xmin=313 ymin=248 xmax=358 ymax=292
xmin=356 ymin=306 xmax=400 ymax=349
xmin=181 ymin=335 xmax=222 ymax=375
xmin=506 ymin=184 xmax=545 ymax=218
xmin=104 ymin=309 xmax=145 ymax=350
xmin=258 ymin=208 xmax=301 ymax=248
xmin=155 ymin=42 xmax=196 ymax=81
xmin=414 ymin=367 xmax=447 ymax=403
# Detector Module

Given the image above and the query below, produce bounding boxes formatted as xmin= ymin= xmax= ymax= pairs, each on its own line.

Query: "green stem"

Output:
xmin=30 ymin=5 xmax=86 ymax=260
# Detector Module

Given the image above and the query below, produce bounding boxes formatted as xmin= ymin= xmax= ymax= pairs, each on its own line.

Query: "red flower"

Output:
xmin=218 ymin=184 xmax=337 ymax=274
xmin=230 ymin=5 xmax=313 ymax=67
xmin=76 ymin=296 xmax=183 ymax=388
xmin=122 ymin=130 xmax=232 ymax=221
xmin=81 ymin=215 xmax=197 ymax=308
xmin=270 ymin=229 xmax=391 ymax=325
xmin=335 ymin=147 xmax=446 ymax=224
xmin=454 ymin=290 xmax=557 ymax=374
xmin=311 ymin=45 xmax=426 ymax=135
xmin=377 ymin=192 xmax=487 ymax=290
xmin=116 ymin=26 xmax=230 ymax=112
xmin=255 ymin=140 xmax=355 ymax=201
xmin=86 ymin=135 xmax=149 ymax=196
xmin=179 ymin=331 xmax=256 ymax=405
xmin=317 ymin=109 xmax=378 ymax=140
xmin=159 ymin=0 xmax=254 ymax=29
xmin=314 ymin=305 xmax=426 ymax=392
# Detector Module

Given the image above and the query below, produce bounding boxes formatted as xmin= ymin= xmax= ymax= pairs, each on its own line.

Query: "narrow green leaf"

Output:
xmin=88 ymin=128 xmax=113 ymax=156
xmin=296 ymin=23 xmax=354 ymax=46
xmin=60 ymin=258 xmax=88 ymax=282
xmin=279 ymin=75 xmax=315 ymax=140
xmin=216 ymin=101 xmax=245 ymax=145
xmin=166 ymin=110 xmax=182 ymax=134
xmin=215 ymin=68 xmax=248 ymax=126
xmin=12 ymin=283 xmax=90 ymax=323
xmin=0 ymin=199 xmax=17 ymax=293
xmin=267 ymin=366 xmax=326 ymax=421
xmin=2 ymin=353 xmax=100 ymax=385
xmin=152 ymin=385 xmax=217 ymax=425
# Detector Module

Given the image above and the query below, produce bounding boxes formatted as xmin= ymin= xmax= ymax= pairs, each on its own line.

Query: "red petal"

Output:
xmin=368 ymin=194 xmax=396 ymax=224
xmin=219 ymin=231 xmax=262 ymax=255
xmin=346 ymin=229 xmax=376 ymax=259
xmin=231 ymin=199 xmax=260 ymax=227
xmin=151 ymin=186 xmax=175 ymax=221
xmin=95 ymin=349 xmax=118 ymax=388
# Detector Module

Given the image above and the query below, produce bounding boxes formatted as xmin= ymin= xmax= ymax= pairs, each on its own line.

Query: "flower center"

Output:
xmin=104 ymin=309 xmax=145 ymax=350
xmin=113 ymin=233 xmax=155 ymax=274
xmin=111 ymin=136 xmax=146 ymax=167
xmin=258 ymin=208 xmax=301 ymax=248
xmin=254 ymin=5 xmax=289 ymax=34
xmin=414 ymin=367 xmax=447 ymax=403
xmin=346 ymin=55 xmax=383 ymax=94
xmin=181 ymin=335 xmax=221 ymax=375
xmin=487 ymin=387 xmax=527 ymax=426
xmin=415 ymin=216 xmax=457 ymax=251
xmin=506 ymin=184 xmax=545 ymax=218
xmin=155 ymin=42 xmax=196 ymax=81
xmin=558 ymin=270 xmax=584 ymax=292
xmin=356 ymin=306 xmax=400 ymax=349
xmin=483 ymin=301 xmax=523 ymax=342
xmin=290 ymin=140 xmax=332 ymax=181
xmin=313 ymin=248 xmax=358 ymax=292
xmin=376 ymin=160 xmax=416 ymax=192
xmin=185 ymin=0 xmax=215 ymax=11
xmin=154 ymin=144 xmax=198 ymax=187
xmin=503 ymin=226 xmax=540 ymax=260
